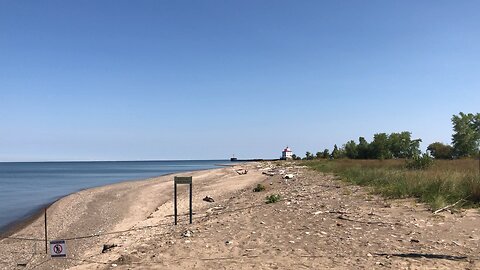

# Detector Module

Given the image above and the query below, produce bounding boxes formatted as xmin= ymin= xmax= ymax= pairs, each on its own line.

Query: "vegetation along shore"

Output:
xmin=296 ymin=112 xmax=479 ymax=211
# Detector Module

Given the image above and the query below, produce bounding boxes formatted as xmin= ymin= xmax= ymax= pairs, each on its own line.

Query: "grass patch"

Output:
xmin=265 ymin=194 xmax=281 ymax=204
xmin=253 ymin=184 xmax=266 ymax=192
xmin=304 ymin=159 xmax=480 ymax=210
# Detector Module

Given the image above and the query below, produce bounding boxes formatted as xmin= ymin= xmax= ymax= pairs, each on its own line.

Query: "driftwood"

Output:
xmin=433 ymin=199 xmax=466 ymax=214
xmin=203 ymin=196 xmax=215 ymax=203
xmin=206 ymin=206 xmax=226 ymax=214
xmin=102 ymin=244 xmax=117 ymax=253
xmin=375 ymin=252 xmax=467 ymax=261
xmin=337 ymin=215 xmax=402 ymax=226
xmin=236 ymin=169 xmax=248 ymax=175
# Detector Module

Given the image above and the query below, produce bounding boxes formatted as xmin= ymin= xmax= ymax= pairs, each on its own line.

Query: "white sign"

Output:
xmin=50 ymin=240 xmax=66 ymax=257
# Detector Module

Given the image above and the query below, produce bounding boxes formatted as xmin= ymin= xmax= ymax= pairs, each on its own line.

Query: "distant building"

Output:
xmin=281 ymin=146 xmax=293 ymax=160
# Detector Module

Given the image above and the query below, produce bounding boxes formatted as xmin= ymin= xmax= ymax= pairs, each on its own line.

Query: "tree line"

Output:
xmin=294 ymin=112 xmax=479 ymax=160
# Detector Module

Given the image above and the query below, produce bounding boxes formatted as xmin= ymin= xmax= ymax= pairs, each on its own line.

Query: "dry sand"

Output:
xmin=1 ymin=162 xmax=479 ymax=269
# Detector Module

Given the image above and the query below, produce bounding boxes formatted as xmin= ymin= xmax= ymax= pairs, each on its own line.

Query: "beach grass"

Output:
xmin=266 ymin=194 xmax=281 ymax=204
xmin=304 ymin=159 xmax=480 ymax=210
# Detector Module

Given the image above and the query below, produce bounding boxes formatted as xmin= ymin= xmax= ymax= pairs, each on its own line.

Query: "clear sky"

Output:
xmin=1 ymin=1 xmax=479 ymax=161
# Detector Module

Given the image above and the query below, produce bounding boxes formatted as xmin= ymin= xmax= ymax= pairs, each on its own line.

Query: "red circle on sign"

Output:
xmin=53 ymin=244 xmax=63 ymax=254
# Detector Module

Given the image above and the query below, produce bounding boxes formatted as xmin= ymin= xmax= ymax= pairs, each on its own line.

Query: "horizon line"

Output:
xmin=0 ymin=158 xmax=239 ymax=163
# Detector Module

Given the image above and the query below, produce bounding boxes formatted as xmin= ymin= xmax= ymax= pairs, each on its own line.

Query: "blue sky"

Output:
xmin=1 ymin=1 xmax=479 ymax=161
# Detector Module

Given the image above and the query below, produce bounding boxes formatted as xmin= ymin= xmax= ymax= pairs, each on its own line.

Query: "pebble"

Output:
xmin=182 ymin=230 xmax=193 ymax=238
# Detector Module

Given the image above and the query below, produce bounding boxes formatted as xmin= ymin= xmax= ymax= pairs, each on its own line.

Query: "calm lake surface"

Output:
xmin=0 ymin=160 xmax=227 ymax=232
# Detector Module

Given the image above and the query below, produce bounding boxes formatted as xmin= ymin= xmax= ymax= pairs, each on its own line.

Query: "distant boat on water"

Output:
xmin=230 ymin=154 xmax=238 ymax=161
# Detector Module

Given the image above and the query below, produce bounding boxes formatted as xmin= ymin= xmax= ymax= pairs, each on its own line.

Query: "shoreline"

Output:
xmin=0 ymin=162 xmax=261 ymax=269
xmin=1 ymin=162 xmax=477 ymax=269
xmin=0 ymin=202 xmax=51 ymax=240
xmin=0 ymin=163 xmax=235 ymax=240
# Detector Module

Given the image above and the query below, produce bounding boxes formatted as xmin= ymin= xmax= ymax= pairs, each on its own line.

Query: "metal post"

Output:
xmin=189 ymin=182 xmax=193 ymax=224
xmin=44 ymin=208 xmax=48 ymax=254
xmin=173 ymin=176 xmax=192 ymax=225
xmin=174 ymin=182 xmax=177 ymax=225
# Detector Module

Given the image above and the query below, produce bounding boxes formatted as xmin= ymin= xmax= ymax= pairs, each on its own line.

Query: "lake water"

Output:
xmin=0 ymin=160 xmax=227 ymax=232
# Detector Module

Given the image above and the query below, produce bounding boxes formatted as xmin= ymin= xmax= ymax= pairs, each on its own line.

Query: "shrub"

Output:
xmin=265 ymin=194 xmax=281 ymax=204
xmin=253 ymin=184 xmax=266 ymax=192
xmin=406 ymin=154 xmax=434 ymax=170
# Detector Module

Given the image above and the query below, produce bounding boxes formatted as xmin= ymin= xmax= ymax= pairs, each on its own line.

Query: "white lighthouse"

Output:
xmin=281 ymin=146 xmax=293 ymax=160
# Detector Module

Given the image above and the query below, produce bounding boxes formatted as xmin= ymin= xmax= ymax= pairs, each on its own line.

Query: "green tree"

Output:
xmin=331 ymin=144 xmax=340 ymax=159
xmin=452 ymin=112 xmax=480 ymax=157
xmin=388 ymin=131 xmax=413 ymax=158
xmin=370 ymin=133 xmax=392 ymax=159
xmin=344 ymin=140 xmax=358 ymax=159
xmin=406 ymin=139 xmax=422 ymax=158
xmin=427 ymin=142 xmax=454 ymax=159
xmin=305 ymin=151 xmax=314 ymax=160
xmin=315 ymin=152 xmax=323 ymax=159
xmin=322 ymin=149 xmax=330 ymax=159
xmin=357 ymin=137 xmax=370 ymax=159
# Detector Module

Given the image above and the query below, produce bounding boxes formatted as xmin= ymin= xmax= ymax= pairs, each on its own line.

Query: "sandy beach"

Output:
xmin=0 ymin=163 xmax=265 ymax=269
xmin=1 ymin=162 xmax=478 ymax=269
